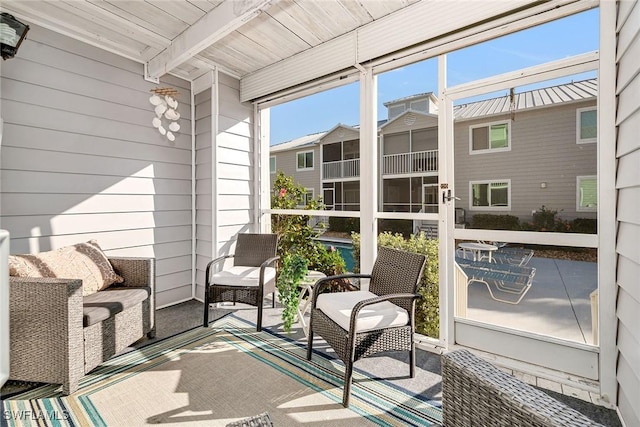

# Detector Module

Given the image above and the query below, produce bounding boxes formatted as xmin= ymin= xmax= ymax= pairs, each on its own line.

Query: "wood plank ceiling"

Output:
xmin=1 ymin=0 xmax=417 ymax=82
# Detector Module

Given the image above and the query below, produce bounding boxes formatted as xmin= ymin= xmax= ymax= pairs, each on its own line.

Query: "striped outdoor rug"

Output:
xmin=2 ymin=314 xmax=442 ymax=426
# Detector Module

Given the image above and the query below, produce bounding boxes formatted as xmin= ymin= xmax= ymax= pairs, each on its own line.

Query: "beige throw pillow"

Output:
xmin=8 ymin=240 xmax=124 ymax=296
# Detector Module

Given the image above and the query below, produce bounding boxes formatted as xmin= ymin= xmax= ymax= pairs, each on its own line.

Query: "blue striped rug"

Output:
xmin=2 ymin=315 xmax=442 ymax=426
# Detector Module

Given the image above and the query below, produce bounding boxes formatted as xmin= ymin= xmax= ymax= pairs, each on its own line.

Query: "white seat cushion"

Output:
xmin=316 ymin=290 xmax=409 ymax=333
xmin=211 ymin=266 xmax=276 ymax=287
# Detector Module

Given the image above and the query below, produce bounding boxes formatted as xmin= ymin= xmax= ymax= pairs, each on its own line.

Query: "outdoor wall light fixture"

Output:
xmin=149 ymin=87 xmax=180 ymax=142
xmin=540 ymin=182 xmax=547 ymax=189
xmin=1 ymin=13 xmax=30 ymax=60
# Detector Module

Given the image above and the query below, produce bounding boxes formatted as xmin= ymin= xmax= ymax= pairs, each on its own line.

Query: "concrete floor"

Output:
xmin=466 ymin=257 xmax=598 ymax=344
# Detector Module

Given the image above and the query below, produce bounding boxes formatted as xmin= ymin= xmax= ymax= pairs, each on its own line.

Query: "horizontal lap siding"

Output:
xmin=0 ymin=25 xmax=192 ymax=308
xmin=615 ymin=2 xmax=640 ymax=426
xmin=217 ymin=73 xmax=254 ymax=257
xmin=270 ymin=147 xmax=321 ymax=198
xmin=454 ymin=102 xmax=597 ymax=221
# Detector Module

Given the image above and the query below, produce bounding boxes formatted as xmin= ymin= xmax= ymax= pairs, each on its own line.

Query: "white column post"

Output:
xmin=438 ymin=54 xmax=455 ymax=347
xmin=210 ymin=69 xmax=219 ymax=257
xmin=256 ymin=106 xmax=271 ymax=233
xmin=597 ymin=0 xmax=618 ymax=406
xmin=359 ymin=66 xmax=377 ymax=276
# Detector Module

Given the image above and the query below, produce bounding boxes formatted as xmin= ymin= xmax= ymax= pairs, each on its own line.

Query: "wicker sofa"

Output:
xmin=8 ymin=257 xmax=155 ymax=394
xmin=442 ymin=349 xmax=604 ymax=426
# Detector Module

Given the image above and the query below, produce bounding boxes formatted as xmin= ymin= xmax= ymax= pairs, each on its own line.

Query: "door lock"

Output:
xmin=442 ymin=189 xmax=460 ymax=203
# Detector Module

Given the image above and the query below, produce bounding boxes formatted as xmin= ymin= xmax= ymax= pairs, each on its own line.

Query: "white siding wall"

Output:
xmin=194 ymin=73 xmax=255 ymax=301
xmin=615 ymin=2 xmax=640 ymax=426
xmin=0 ymin=25 xmax=193 ymax=308
xmin=216 ymin=73 xmax=255 ymax=251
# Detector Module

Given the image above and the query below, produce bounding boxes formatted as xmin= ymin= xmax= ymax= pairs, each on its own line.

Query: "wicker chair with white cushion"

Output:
xmin=203 ymin=233 xmax=279 ymax=332
xmin=306 ymin=246 xmax=426 ymax=407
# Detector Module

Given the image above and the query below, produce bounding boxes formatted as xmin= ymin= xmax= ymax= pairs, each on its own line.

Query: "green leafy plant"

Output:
xmin=276 ymin=253 xmax=308 ymax=332
xmin=271 ymin=171 xmax=325 ymax=263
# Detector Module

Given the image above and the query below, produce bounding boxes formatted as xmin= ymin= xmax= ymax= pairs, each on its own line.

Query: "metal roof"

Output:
xmin=269 ymin=131 xmax=325 ymax=153
xmin=453 ymin=78 xmax=597 ymax=120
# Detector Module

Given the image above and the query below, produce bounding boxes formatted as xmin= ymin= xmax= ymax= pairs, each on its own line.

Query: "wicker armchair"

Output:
xmin=9 ymin=257 xmax=155 ymax=394
xmin=306 ymin=246 xmax=426 ymax=407
xmin=203 ymin=233 xmax=279 ymax=332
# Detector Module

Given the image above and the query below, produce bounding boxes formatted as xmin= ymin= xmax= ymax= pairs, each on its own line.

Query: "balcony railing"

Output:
xmin=322 ymin=158 xmax=360 ymax=180
xmin=321 ymin=150 xmax=438 ymax=180
xmin=382 ymin=150 xmax=438 ymax=175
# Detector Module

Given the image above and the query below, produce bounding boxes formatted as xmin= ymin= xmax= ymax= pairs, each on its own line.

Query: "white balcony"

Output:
xmin=322 ymin=158 xmax=360 ymax=180
xmin=382 ymin=150 xmax=438 ymax=176
xmin=322 ymin=151 xmax=438 ymax=180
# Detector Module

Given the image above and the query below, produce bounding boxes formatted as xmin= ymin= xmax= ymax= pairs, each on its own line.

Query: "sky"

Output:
xmin=269 ymin=8 xmax=600 ymax=146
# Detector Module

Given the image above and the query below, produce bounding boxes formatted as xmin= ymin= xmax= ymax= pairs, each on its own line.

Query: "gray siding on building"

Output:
xmin=615 ymin=1 xmax=640 ymax=425
xmin=453 ymin=101 xmax=598 ymax=222
xmin=270 ymin=146 xmax=321 ymax=198
xmin=0 ymin=25 xmax=193 ymax=308
xmin=381 ymin=112 xmax=438 ymax=136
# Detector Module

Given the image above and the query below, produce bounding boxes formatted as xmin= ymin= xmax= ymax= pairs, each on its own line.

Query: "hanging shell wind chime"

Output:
xmin=149 ymin=87 xmax=181 ymax=142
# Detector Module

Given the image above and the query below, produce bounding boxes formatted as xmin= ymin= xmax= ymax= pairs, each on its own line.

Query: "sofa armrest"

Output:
xmin=108 ymin=257 xmax=156 ymax=338
xmin=108 ymin=257 xmax=155 ymax=289
xmin=9 ymin=277 xmax=84 ymax=393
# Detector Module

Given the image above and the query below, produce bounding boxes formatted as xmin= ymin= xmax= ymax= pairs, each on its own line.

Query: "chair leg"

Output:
xmin=256 ymin=303 xmax=263 ymax=332
xmin=306 ymin=319 xmax=314 ymax=360
xmin=343 ymin=360 xmax=354 ymax=407
xmin=203 ymin=287 xmax=210 ymax=327
xmin=410 ymin=342 xmax=416 ymax=378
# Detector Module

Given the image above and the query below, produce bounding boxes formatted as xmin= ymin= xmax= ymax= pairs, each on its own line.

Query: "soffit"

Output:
xmin=0 ymin=0 xmax=416 ymax=81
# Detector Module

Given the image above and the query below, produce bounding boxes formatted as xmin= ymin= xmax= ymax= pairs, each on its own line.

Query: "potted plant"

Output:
xmin=276 ymin=253 xmax=308 ymax=332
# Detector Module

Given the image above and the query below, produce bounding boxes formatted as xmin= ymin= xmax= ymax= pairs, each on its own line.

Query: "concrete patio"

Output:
xmin=465 ymin=257 xmax=598 ymax=345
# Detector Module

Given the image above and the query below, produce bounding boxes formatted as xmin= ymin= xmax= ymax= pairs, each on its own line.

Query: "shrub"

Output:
xmin=570 ymin=218 xmax=597 ymax=234
xmin=328 ymin=217 xmax=360 ymax=234
xmin=531 ymin=205 xmax=570 ymax=232
xmin=352 ymin=232 xmax=439 ymax=338
xmin=470 ymin=214 xmax=520 ymax=230
xmin=379 ymin=219 xmax=413 ymax=237
xmin=304 ymin=243 xmax=346 ymax=276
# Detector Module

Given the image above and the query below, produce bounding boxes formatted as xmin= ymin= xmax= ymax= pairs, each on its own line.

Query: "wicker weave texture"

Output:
xmin=8 ymin=257 xmax=155 ymax=394
xmin=8 ymin=278 xmax=84 ymax=394
xmin=233 ymin=233 xmax=278 ymax=267
xmin=441 ymin=349 xmax=604 ymax=427
xmin=225 ymin=412 xmax=273 ymax=427
xmin=311 ymin=309 xmax=413 ymax=363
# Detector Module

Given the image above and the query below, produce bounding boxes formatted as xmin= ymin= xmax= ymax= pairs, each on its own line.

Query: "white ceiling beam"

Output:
xmin=146 ymin=0 xmax=274 ymax=80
